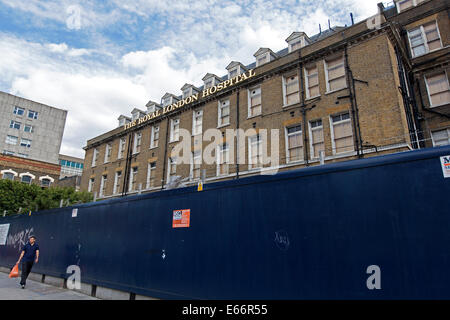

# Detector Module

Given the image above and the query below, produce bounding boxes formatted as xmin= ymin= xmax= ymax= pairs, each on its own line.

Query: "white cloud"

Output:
xmin=47 ymin=43 xmax=91 ymax=57
xmin=0 ymin=34 xmax=147 ymax=158
xmin=0 ymin=0 xmax=384 ymax=159
xmin=48 ymin=43 xmax=69 ymax=53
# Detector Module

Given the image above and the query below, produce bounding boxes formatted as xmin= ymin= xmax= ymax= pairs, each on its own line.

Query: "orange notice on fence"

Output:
xmin=173 ymin=209 xmax=190 ymax=228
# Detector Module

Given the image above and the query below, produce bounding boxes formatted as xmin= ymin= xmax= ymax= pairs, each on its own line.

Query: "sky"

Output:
xmin=0 ymin=0 xmax=383 ymax=158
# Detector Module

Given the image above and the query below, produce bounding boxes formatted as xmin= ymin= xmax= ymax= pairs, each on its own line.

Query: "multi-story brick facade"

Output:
xmin=80 ymin=0 xmax=449 ymax=199
xmin=381 ymin=0 xmax=450 ymax=147
xmin=0 ymin=154 xmax=60 ymax=187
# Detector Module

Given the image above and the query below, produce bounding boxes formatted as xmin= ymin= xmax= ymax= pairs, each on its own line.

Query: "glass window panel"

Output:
xmin=312 ymin=129 xmax=324 ymax=142
xmin=3 ymin=173 xmax=14 ymax=180
xmin=309 ymin=86 xmax=320 ymax=98
xmin=335 ymin=137 xmax=354 ymax=153
xmin=329 ymin=77 xmax=347 ymax=91
xmin=431 ymin=92 xmax=450 ymax=106
xmin=427 ymin=40 xmax=441 ymax=51
xmin=308 ymin=73 xmax=319 ymax=87
xmin=287 ymin=93 xmax=300 ymax=105
xmin=432 ymin=129 xmax=450 ymax=146
xmin=328 ymin=66 xmax=345 ymax=80
xmin=327 ymin=57 xmax=343 ymax=69
xmin=313 ymin=142 xmax=325 ymax=158
xmin=413 ymin=45 xmax=426 ymax=56
xmin=21 ymin=176 xmax=32 ymax=184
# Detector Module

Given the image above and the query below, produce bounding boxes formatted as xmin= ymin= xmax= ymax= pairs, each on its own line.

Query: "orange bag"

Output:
xmin=9 ymin=264 xmax=19 ymax=278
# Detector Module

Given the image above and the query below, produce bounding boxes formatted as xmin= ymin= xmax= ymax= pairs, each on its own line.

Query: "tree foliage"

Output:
xmin=0 ymin=179 xmax=93 ymax=216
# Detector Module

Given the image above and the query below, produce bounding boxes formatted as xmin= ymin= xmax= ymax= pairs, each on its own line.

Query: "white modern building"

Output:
xmin=0 ymin=91 xmax=67 ymax=164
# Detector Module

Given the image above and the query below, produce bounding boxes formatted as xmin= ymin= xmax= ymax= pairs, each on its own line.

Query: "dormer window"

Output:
xmin=254 ymin=48 xmax=277 ymax=67
xmin=183 ymin=88 xmax=191 ymax=98
xmin=146 ymin=101 xmax=161 ymax=114
xmin=161 ymin=93 xmax=179 ymax=107
xmin=205 ymin=80 xmax=213 ymax=89
xmin=181 ymin=84 xmax=199 ymax=99
xmin=163 ymin=96 xmax=172 ymax=107
xmin=147 ymin=105 xmax=156 ymax=114
xmin=257 ymin=54 xmax=268 ymax=66
xmin=202 ymin=74 xmax=221 ymax=89
xmin=130 ymin=108 xmax=145 ymax=121
xmin=226 ymin=62 xmax=247 ymax=80
xmin=118 ymin=115 xmax=131 ymax=127
xmin=229 ymin=68 xmax=239 ymax=79
xmin=290 ymin=39 xmax=302 ymax=51
xmin=286 ymin=32 xmax=311 ymax=53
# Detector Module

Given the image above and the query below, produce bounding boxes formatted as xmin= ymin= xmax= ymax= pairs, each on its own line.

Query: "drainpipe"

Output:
xmin=298 ymin=61 xmax=310 ymax=166
xmin=122 ymin=133 xmax=134 ymax=196
xmin=344 ymin=45 xmax=363 ymax=158
xmin=395 ymin=46 xmax=421 ymax=149
xmin=161 ymin=117 xmax=170 ymax=190
xmin=236 ymin=89 xmax=240 ymax=179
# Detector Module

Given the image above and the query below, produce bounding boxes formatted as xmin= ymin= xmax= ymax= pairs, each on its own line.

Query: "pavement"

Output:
xmin=0 ymin=271 xmax=98 ymax=300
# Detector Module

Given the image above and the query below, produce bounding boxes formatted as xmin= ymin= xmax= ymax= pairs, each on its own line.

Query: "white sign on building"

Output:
xmin=0 ymin=224 xmax=10 ymax=245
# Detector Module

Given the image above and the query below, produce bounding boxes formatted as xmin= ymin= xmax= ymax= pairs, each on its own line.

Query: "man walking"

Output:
xmin=16 ymin=235 xmax=39 ymax=289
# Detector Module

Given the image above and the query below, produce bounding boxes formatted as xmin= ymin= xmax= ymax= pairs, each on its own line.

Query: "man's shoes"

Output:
xmin=21 ymin=285 xmax=25 ymax=289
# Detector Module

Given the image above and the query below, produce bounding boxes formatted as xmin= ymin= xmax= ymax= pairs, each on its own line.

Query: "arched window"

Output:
xmin=1 ymin=169 xmax=18 ymax=180
xmin=39 ymin=175 xmax=54 ymax=187
xmin=21 ymin=175 xmax=32 ymax=184
xmin=19 ymin=172 xmax=35 ymax=184
xmin=2 ymin=172 xmax=14 ymax=180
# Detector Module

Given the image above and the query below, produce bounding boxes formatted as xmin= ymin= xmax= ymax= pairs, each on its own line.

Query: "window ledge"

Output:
xmin=286 ymin=160 xmax=306 ymax=165
xmin=326 ymin=151 xmax=357 ymax=160
xmin=282 ymin=102 xmax=301 ymax=108
xmin=429 ymin=102 xmax=450 ymax=109
xmin=411 ymin=46 xmax=448 ymax=60
xmin=149 ymin=146 xmax=159 ymax=150
xmin=305 ymin=95 xmax=321 ymax=101
xmin=325 ymin=87 xmax=348 ymax=95
xmin=217 ymin=123 xmax=231 ymax=129
xmin=247 ymin=114 xmax=262 ymax=120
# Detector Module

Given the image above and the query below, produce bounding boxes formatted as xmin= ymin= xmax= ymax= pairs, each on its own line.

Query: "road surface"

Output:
xmin=0 ymin=272 xmax=97 ymax=300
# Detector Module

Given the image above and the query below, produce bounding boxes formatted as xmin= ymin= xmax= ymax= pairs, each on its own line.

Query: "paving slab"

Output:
xmin=0 ymin=271 xmax=98 ymax=300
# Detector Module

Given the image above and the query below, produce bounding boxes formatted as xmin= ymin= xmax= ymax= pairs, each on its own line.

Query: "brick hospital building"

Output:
xmin=80 ymin=0 xmax=450 ymax=199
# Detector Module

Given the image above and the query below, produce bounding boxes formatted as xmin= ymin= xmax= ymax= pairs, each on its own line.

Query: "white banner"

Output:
xmin=0 ymin=224 xmax=10 ymax=245
xmin=441 ymin=156 xmax=450 ymax=178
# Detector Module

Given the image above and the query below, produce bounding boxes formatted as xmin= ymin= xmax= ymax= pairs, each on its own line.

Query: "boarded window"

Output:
xmin=326 ymin=56 xmax=346 ymax=92
xmin=249 ymin=135 xmax=263 ymax=169
xmin=284 ymin=75 xmax=300 ymax=105
xmin=331 ymin=113 xmax=353 ymax=154
xmin=306 ymin=66 xmax=319 ymax=99
xmin=310 ymin=120 xmax=325 ymax=158
xmin=249 ymin=87 xmax=262 ymax=117
xmin=219 ymin=99 xmax=230 ymax=126
xmin=218 ymin=143 xmax=229 ymax=175
xmin=426 ymin=73 xmax=450 ymax=107
xmin=431 ymin=128 xmax=450 ymax=146
xmin=286 ymin=125 xmax=303 ymax=162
